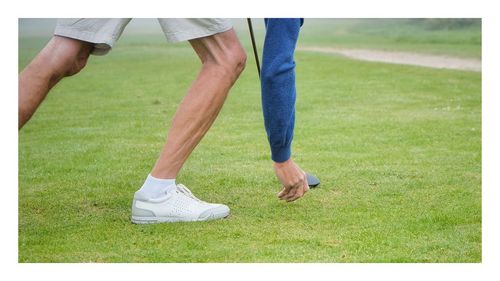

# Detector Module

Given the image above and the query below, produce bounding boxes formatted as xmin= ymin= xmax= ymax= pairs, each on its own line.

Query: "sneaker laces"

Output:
xmin=175 ymin=184 xmax=204 ymax=203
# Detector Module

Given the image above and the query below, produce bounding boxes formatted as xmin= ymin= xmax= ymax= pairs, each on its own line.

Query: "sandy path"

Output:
xmin=298 ymin=46 xmax=481 ymax=72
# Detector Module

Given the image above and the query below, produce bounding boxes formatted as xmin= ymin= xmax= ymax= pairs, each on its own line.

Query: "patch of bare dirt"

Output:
xmin=298 ymin=46 xmax=481 ymax=72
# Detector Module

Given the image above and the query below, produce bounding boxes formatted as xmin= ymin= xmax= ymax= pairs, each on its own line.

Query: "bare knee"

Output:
xmin=63 ymin=51 xmax=90 ymax=77
xmin=210 ymin=45 xmax=247 ymax=82
xmin=45 ymin=36 xmax=93 ymax=80
xmin=234 ymin=47 xmax=247 ymax=75
xmin=192 ymin=30 xmax=247 ymax=81
xmin=226 ymin=44 xmax=247 ymax=76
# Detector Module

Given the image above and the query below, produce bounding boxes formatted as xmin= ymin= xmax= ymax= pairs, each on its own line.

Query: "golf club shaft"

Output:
xmin=247 ymin=18 xmax=261 ymax=79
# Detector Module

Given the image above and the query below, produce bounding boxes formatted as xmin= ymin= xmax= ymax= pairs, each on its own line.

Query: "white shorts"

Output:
xmin=54 ymin=18 xmax=233 ymax=55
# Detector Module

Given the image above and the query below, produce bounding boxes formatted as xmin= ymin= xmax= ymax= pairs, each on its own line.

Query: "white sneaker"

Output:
xmin=131 ymin=184 xmax=230 ymax=224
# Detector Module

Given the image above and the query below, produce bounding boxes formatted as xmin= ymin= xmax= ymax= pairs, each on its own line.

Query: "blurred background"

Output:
xmin=19 ymin=18 xmax=481 ymax=61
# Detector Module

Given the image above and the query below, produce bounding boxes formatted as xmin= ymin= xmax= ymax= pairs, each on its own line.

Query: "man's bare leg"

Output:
xmin=131 ymin=28 xmax=246 ymax=224
xmin=150 ymin=28 xmax=246 ymax=179
xmin=19 ymin=36 xmax=93 ymax=129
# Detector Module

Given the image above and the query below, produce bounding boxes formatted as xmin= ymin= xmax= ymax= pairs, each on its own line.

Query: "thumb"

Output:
xmin=278 ymin=185 xmax=291 ymax=198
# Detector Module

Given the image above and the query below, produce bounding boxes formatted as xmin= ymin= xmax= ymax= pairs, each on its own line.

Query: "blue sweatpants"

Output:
xmin=261 ymin=18 xmax=303 ymax=162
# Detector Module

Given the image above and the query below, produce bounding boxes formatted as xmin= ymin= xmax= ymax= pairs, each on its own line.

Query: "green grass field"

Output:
xmin=18 ymin=19 xmax=481 ymax=262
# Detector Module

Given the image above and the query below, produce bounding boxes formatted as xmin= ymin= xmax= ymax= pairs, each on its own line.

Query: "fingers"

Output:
xmin=278 ymin=173 xmax=309 ymax=202
xmin=281 ymin=186 xmax=299 ymax=201
xmin=285 ymin=184 xmax=306 ymax=202
xmin=273 ymin=159 xmax=310 ymax=202
xmin=277 ymin=185 xmax=292 ymax=199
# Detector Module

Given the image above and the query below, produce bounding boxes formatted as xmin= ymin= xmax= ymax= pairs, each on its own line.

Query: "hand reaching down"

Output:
xmin=274 ymin=158 xmax=309 ymax=202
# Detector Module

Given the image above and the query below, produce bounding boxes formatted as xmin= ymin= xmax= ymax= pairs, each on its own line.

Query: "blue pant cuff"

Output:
xmin=271 ymin=146 xmax=291 ymax=163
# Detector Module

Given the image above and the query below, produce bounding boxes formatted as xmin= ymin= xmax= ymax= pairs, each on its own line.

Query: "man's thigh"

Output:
xmin=54 ymin=18 xmax=132 ymax=55
xmin=157 ymin=18 xmax=232 ymax=43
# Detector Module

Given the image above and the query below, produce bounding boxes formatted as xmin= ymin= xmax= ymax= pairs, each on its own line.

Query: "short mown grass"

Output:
xmin=18 ymin=20 xmax=481 ymax=262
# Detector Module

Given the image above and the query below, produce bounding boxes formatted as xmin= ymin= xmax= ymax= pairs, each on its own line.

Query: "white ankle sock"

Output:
xmin=137 ymin=174 xmax=176 ymax=199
